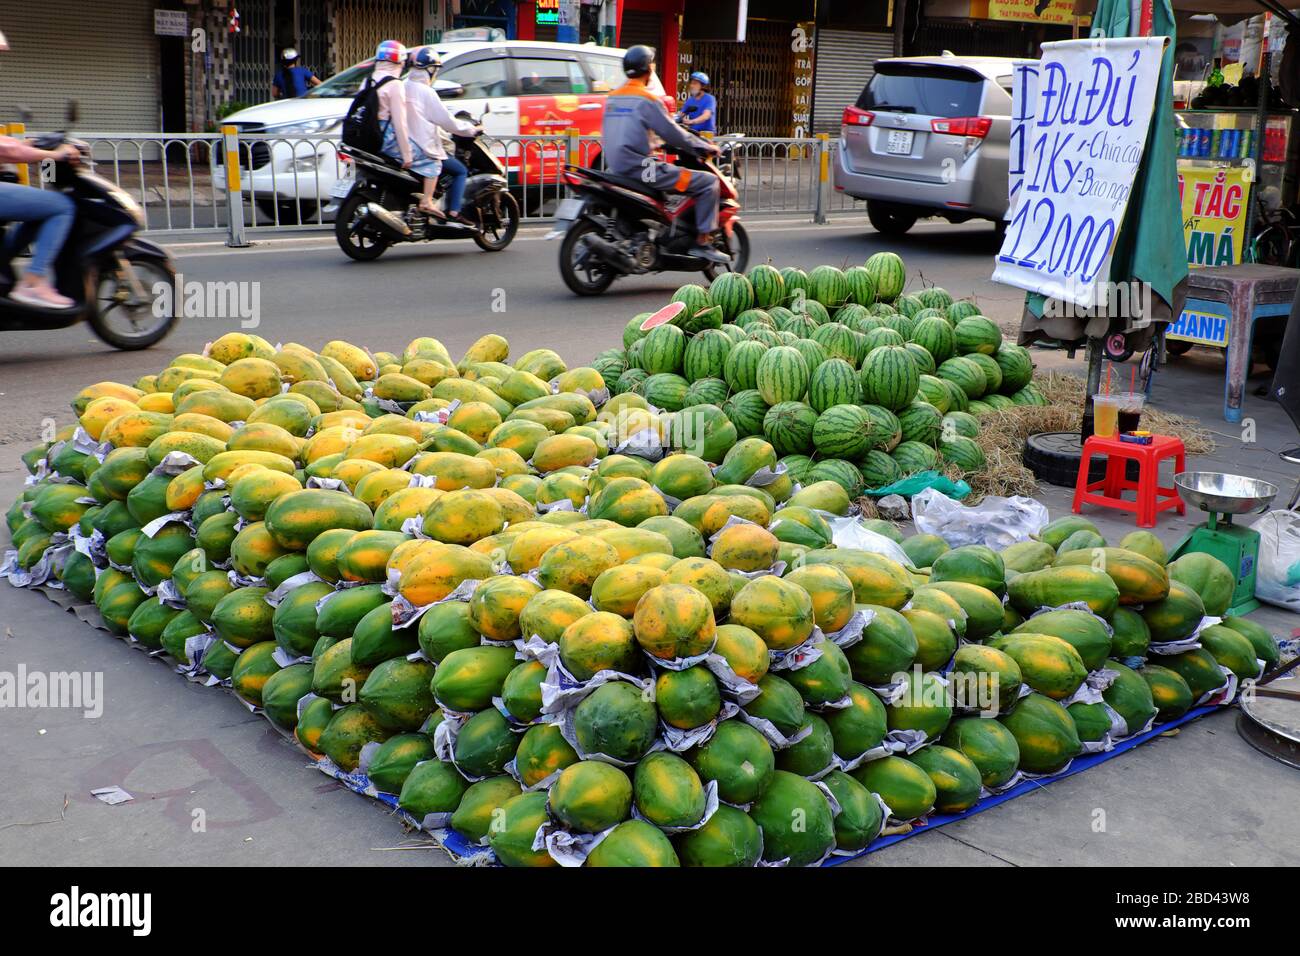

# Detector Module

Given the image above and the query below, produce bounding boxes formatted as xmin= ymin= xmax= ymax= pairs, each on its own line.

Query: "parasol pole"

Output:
xmin=1247 ymin=12 xmax=1273 ymax=248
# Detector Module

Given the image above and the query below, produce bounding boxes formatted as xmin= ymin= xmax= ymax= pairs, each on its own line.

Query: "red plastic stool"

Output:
xmin=1071 ymin=434 xmax=1186 ymax=528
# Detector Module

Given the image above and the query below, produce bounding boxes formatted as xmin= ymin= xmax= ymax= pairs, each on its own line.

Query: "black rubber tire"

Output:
xmin=472 ymin=191 xmax=520 ymax=252
xmin=1165 ymin=340 xmax=1193 ymax=356
xmin=559 ymin=219 xmax=617 ymax=296
xmin=704 ymin=222 xmax=751 ymax=279
xmin=1023 ymin=430 xmax=1139 ymax=488
xmin=867 ymin=200 xmax=917 ymax=236
xmin=334 ymin=193 xmax=389 ymax=261
xmin=86 ymin=255 xmax=178 ymax=351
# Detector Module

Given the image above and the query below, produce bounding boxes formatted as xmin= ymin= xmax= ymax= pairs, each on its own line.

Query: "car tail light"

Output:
xmin=842 ymin=107 xmax=874 ymax=127
xmin=930 ymin=116 xmax=992 ymax=138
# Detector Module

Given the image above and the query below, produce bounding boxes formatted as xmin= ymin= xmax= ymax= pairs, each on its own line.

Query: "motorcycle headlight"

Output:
xmin=108 ymin=185 xmax=147 ymax=228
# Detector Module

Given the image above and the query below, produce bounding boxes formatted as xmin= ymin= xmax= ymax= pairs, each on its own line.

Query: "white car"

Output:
xmin=216 ymin=39 xmax=654 ymax=223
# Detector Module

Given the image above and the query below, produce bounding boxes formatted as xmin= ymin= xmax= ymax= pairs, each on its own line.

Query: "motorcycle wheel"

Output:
xmin=559 ymin=220 xmax=617 ymax=296
xmin=335 ymin=193 xmax=390 ymax=261
xmin=704 ymin=222 xmax=751 ymax=279
xmin=473 ymin=191 xmax=521 ymax=252
xmin=87 ymin=253 xmax=177 ymax=351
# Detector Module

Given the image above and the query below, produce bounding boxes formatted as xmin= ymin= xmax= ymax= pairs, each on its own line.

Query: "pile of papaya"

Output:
xmin=4 ymin=326 xmax=1281 ymax=867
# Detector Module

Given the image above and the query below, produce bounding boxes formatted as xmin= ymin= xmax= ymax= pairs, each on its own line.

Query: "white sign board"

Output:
xmin=154 ymin=10 xmax=189 ymax=37
xmin=992 ymin=37 xmax=1166 ymax=308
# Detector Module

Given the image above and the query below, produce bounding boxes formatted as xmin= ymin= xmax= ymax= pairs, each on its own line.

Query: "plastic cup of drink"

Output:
xmin=1114 ymin=391 xmax=1145 ymax=432
xmin=1093 ymin=394 xmax=1120 ymax=438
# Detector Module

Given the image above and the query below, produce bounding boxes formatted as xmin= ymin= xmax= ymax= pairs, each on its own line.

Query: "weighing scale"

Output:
xmin=1170 ymin=472 xmax=1279 ymax=616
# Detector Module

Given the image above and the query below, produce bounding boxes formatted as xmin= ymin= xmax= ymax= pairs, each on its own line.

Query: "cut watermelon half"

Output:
xmin=639 ymin=301 xmax=686 ymax=331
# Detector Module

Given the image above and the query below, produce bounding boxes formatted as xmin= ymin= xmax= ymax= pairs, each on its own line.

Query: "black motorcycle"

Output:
xmin=334 ymin=119 xmax=520 ymax=261
xmin=0 ymin=107 xmax=177 ymax=349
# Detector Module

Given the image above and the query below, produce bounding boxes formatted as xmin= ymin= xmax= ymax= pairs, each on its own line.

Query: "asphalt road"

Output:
xmin=0 ymin=216 xmax=1016 ymax=451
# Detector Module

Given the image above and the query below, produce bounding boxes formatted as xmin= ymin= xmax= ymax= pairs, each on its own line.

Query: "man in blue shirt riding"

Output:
xmin=679 ymin=71 xmax=717 ymax=138
xmin=273 ymin=49 xmax=321 ymax=99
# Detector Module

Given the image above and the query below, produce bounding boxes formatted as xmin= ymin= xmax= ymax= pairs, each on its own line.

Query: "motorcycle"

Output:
xmin=334 ymin=114 xmax=520 ymax=260
xmin=0 ymin=105 xmax=177 ymax=349
xmin=551 ymin=145 xmax=749 ymax=296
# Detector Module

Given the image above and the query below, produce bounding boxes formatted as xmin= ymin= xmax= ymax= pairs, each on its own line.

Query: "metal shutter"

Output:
xmin=1 ymin=0 xmax=159 ymax=132
xmin=619 ymin=11 xmax=662 ymax=51
xmin=812 ymin=29 xmax=895 ymax=134
xmin=335 ymin=0 xmax=422 ymax=72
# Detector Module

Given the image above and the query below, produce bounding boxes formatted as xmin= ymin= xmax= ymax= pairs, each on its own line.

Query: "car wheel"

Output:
xmin=255 ymin=197 xmax=319 ymax=225
xmin=867 ymin=201 xmax=917 ymax=236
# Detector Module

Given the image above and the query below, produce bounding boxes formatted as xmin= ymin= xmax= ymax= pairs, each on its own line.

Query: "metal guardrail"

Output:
xmin=13 ymin=127 xmax=865 ymax=246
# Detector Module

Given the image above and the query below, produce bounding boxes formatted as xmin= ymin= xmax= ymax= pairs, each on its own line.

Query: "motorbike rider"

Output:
xmin=371 ymin=40 xmax=438 ymax=214
xmin=405 ymin=48 xmax=480 ymax=223
xmin=678 ymin=72 xmax=717 ymax=139
xmin=0 ymin=135 xmax=80 ymax=310
xmin=601 ymin=45 xmax=728 ymax=264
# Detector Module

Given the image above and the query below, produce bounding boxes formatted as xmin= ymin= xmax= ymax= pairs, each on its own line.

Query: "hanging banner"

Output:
xmin=1178 ymin=164 xmax=1250 ymax=268
xmin=984 ymin=0 xmax=1082 ymax=25
xmin=992 ymin=36 xmax=1167 ymax=308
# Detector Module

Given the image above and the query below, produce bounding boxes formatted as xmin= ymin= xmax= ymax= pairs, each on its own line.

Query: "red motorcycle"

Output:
xmin=551 ymin=147 xmax=749 ymax=296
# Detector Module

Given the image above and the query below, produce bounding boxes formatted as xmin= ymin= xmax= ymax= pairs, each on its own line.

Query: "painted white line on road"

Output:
xmin=170 ymin=217 xmax=915 ymax=258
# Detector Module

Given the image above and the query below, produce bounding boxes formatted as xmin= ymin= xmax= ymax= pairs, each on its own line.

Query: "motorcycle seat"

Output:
xmin=584 ymin=168 xmax=665 ymax=198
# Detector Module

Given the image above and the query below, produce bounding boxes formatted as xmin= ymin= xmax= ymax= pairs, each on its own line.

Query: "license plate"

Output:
xmin=330 ymin=177 xmax=353 ymax=198
xmin=885 ymin=130 xmax=914 ymax=155
xmin=554 ymin=198 xmax=585 ymax=221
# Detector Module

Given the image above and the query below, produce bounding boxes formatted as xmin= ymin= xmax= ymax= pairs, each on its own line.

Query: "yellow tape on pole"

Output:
xmin=222 ymin=124 xmax=241 ymax=193
xmin=818 ymin=132 xmax=830 ymax=183
xmin=11 ymin=122 xmax=29 ymax=185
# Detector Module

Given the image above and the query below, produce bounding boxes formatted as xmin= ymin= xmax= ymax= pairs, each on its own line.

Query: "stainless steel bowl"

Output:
xmin=1174 ymin=471 xmax=1278 ymax=515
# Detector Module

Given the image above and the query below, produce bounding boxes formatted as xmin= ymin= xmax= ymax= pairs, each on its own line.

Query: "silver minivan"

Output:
xmin=834 ymin=53 xmax=1016 ymax=235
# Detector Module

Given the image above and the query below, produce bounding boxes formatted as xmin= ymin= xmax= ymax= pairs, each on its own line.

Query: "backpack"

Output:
xmin=341 ymin=75 xmax=396 ymax=154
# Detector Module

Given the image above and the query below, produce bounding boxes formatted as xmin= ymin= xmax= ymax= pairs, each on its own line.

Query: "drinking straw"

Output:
xmin=1105 ymin=362 xmax=1111 ymax=395
xmin=1130 ymin=364 xmax=1136 ymax=394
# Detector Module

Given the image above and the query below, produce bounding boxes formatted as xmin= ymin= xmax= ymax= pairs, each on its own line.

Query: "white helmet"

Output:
xmin=282 ymin=48 xmax=299 ymax=61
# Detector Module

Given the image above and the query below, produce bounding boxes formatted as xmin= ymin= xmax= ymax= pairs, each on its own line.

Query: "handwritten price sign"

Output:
xmin=993 ymin=37 xmax=1166 ymax=308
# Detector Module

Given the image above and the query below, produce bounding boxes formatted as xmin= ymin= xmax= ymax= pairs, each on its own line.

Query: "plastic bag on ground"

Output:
xmin=863 ymin=470 xmax=971 ymax=500
xmin=1252 ymin=509 xmax=1300 ymax=612
xmin=912 ymin=488 xmax=1050 ymax=550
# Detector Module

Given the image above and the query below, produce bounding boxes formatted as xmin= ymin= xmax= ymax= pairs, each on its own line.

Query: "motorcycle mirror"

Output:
xmin=433 ymin=79 xmax=464 ymax=99
xmin=65 ymin=100 xmax=79 ymax=125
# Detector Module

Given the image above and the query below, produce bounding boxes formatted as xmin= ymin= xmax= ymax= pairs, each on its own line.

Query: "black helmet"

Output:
xmin=623 ymin=44 xmax=655 ymax=78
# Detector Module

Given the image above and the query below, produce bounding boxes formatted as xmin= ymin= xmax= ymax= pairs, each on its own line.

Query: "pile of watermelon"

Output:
xmin=590 ymin=254 xmax=1048 ymax=497
xmin=3 ymin=323 xmax=1277 ymax=869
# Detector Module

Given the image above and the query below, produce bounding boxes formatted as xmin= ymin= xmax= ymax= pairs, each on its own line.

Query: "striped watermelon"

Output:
xmin=808 ymin=458 xmax=865 ymax=498
xmin=941 ymin=377 xmax=969 ymax=412
xmin=939 ymin=436 xmax=986 ymax=473
xmin=641 ymin=323 xmax=686 ymax=374
xmin=859 ymin=346 xmax=919 ymax=411
xmin=624 ymin=314 xmax=650 ymax=349
xmin=792 ymin=338 xmax=829 ymax=374
xmin=735 ymin=308 xmax=774 ymax=330
xmin=794 ymin=298 xmax=831 ymax=326
xmin=863 ymin=327 xmax=906 ymax=352
xmin=946 ymin=300 xmax=982 ymax=325
xmin=812 ymin=404 xmax=873 ymax=459
xmin=723 ymin=340 xmax=768 ymax=392
xmin=763 ymin=401 xmax=819 ymax=456
xmin=916 ymin=374 xmax=952 ymax=413
xmin=709 ymin=272 xmax=755 ymax=321
xmin=780 ymin=454 xmax=815 ymax=483
xmin=592 ymin=349 xmax=628 ymax=383
xmin=910 ymin=315 xmax=957 ymax=364
xmin=893 ymin=293 xmax=924 ymax=319
xmin=747 ymin=327 xmax=781 ymax=348
xmin=775 ymin=330 xmax=799 ymax=346
xmin=670 ymin=284 xmax=712 ymax=320
xmin=983 ymin=394 xmax=1015 ymax=410
xmin=615 ymin=367 xmax=649 ymax=395
xmin=723 ymin=389 xmax=770 ymax=437
xmin=779 ymin=267 xmax=810 ymax=304
xmin=627 ymin=338 xmax=646 ymax=369
xmin=810 ymin=323 xmax=859 ymax=365
xmin=897 ymin=401 xmax=944 ymax=445
xmin=863 ymin=404 xmax=902 ymax=451
xmin=764 ymin=306 xmax=794 ymax=328
xmin=1011 ymin=383 xmax=1048 ymax=406
xmin=904 ymin=342 xmax=936 ymax=376
xmin=954 ymin=316 xmax=1002 ymax=355
xmin=942 ymin=411 xmax=981 ymax=439
xmin=755 ymin=346 xmax=810 ymax=405
xmin=683 ymin=329 xmax=732 ymax=382
xmin=777 ymin=312 xmax=818 ymax=338
xmin=868 ymin=302 xmax=897 ymax=317
xmin=937 ymin=356 xmax=987 ymax=399
xmin=834 ymin=303 xmax=872 ymax=330
xmin=807 ymin=358 xmax=861 ymax=412
xmin=808 ymin=265 xmax=851 ymax=309
xmin=684 ymin=305 xmax=724 ymax=334
xmin=685 ymin=377 xmax=730 ymax=407
xmin=892 ymin=440 xmax=940 ymax=474
xmin=966 ymin=353 xmax=1003 ymax=394
xmin=917 ymin=287 xmax=954 ymax=310
xmin=844 ymin=265 xmax=878 ymax=306
xmin=643 ymin=373 xmax=690 ymax=411
xmin=883 ymin=313 xmax=916 ymax=339
xmin=747 ymin=264 xmax=786 ymax=310
xmin=995 ymin=344 xmax=1034 ymax=393
xmin=864 ymin=252 xmax=906 ymax=302
xmin=966 ymin=400 xmax=994 ymax=416
xmin=720 ymin=323 xmax=748 ymax=345
xmin=859 ymin=449 xmax=903 ymax=489
xmin=849 ymin=313 xmax=885 ymax=335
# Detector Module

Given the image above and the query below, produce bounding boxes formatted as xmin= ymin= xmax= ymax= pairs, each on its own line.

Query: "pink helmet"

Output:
xmin=374 ymin=40 xmax=406 ymax=63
